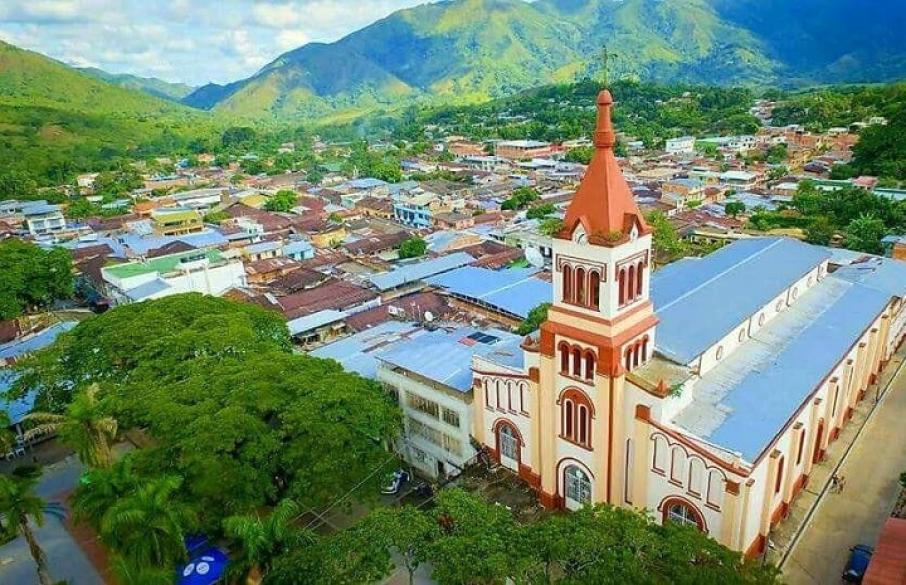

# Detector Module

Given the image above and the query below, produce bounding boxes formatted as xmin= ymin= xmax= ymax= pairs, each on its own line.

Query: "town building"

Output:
xmin=469 ymin=91 xmax=906 ymax=558
xmin=665 ymin=136 xmax=696 ymax=155
xmin=496 ymin=140 xmax=555 ymax=161
xmin=101 ymin=249 xmax=246 ymax=304
xmin=23 ymin=203 xmax=66 ymax=236
xmin=151 ymin=208 xmax=203 ymax=236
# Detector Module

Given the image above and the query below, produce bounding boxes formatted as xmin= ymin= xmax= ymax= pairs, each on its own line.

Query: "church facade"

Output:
xmin=471 ymin=90 xmax=906 ymax=557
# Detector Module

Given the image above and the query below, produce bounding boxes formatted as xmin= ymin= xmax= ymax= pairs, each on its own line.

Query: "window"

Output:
xmin=758 ymin=313 xmax=766 ymax=327
xmin=560 ymin=342 xmax=570 ymax=374
xmin=589 ymin=271 xmax=601 ymax=310
xmin=625 ymin=346 xmax=634 ymax=372
xmin=572 ymin=347 xmax=582 ymax=378
xmin=484 ymin=380 xmax=492 ymax=408
xmin=584 ymin=351 xmax=596 ymax=381
xmin=706 ymin=470 xmax=724 ymax=508
xmin=564 ymin=465 xmax=591 ymax=506
xmin=776 ymin=299 xmax=785 ymax=312
xmin=519 ymin=384 xmax=526 ymax=412
xmin=561 ymin=389 xmax=593 ymax=448
xmin=670 ymin=446 xmax=685 ymax=483
xmin=774 ymin=456 xmax=785 ymax=494
xmin=688 ymin=458 xmax=704 ymax=496
xmin=738 ymin=329 xmax=746 ymax=343
xmin=636 ymin=262 xmax=644 ymax=299
xmin=499 ymin=424 xmax=518 ymax=461
xmin=807 ymin=276 xmax=814 ymax=287
xmin=796 ymin=432 xmax=805 ymax=465
xmin=576 ymin=267 xmax=586 ymax=306
xmin=716 ymin=346 xmax=724 ymax=361
xmin=666 ymin=502 xmax=702 ymax=530
xmin=408 ymin=417 xmax=461 ymax=456
xmin=618 ymin=268 xmax=627 ymax=306
xmin=407 ymin=392 xmax=439 ymax=418
xmin=792 ymin=287 xmax=799 ymax=300
xmin=562 ymin=265 xmax=574 ymax=303
xmin=652 ymin=435 xmax=668 ymax=472
xmin=442 ymin=408 xmax=460 ymax=428
xmin=627 ymin=264 xmax=636 ymax=301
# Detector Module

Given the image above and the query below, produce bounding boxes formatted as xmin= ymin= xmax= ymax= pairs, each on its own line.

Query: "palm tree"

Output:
xmin=99 ymin=474 xmax=196 ymax=570
xmin=109 ymin=554 xmax=173 ymax=585
xmin=0 ymin=466 xmax=54 ymax=585
xmin=224 ymin=498 xmax=314 ymax=582
xmin=23 ymin=383 xmax=118 ymax=468
xmin=72 ymin=458 xmax=139 ymax=530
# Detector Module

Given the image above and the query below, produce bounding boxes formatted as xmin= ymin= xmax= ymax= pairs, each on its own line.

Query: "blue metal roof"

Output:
xmin=311 ymin=321 xmax=425 ymax=379
xmin=426 ymin=266 xmax=551 ymax=319
xmin=651 ymin=238 xmax=830 ymax=364
xmin=0 ymin=322 xmax=77 ymax=362
xmin=368 ymin=252 xmax=474 ymax=291
xmin=703 ymin=282 xmax=889 ymax=462
xmin=378 ymin=327 xmax=523 ymax=392
xmin=831 ymin=256 xmax=906 ymax=299
xmin=0 ymin=371 xmax=37 ymax=425
xmin=125 ymin=278 xmax=173 ymax=301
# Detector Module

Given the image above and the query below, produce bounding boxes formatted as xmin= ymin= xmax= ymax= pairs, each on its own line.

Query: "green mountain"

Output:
xmin=78 ymin=67 xmax=196 ymax=102
xmin=183 ymin=0 xmax=906 ymax=120
xmin=0 ymin=40 xmax=219 ymax=183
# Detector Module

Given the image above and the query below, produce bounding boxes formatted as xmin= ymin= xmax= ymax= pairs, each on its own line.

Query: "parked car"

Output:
xmin=381 ymin=469 xmax=410 ymax=495
xmin=842 ymin=544 xmax=873 ymax=583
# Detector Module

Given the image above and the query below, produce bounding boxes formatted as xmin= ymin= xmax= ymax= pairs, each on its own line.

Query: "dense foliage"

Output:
xmin=398 ymin=237 xmax=428 ymax=259
xmin=0 ymin=239 xmax=73 ymax=320
xmin=516 ymin=303 xmax=551 ymax=335
xmin=264 ymin=189 xmax=299 ymax=212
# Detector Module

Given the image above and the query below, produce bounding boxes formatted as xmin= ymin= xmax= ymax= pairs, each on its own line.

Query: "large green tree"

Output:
xmin=0 ymin=239 xmax=73 ymax=320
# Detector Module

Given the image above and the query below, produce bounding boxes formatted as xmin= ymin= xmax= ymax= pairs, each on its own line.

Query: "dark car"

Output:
xmin=842 ymin=544 xmax=873 ymax=583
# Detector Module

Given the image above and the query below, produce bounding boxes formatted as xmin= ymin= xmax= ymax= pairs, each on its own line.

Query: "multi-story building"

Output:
xmin=470 ymin=91 xmax=906 ymax=558
xmin=496 ymin=140 xmax=555 ymax=161
xmin=23 ymin=203 xmax=66 ymax=236
xmin=151 ymin=208 xmax=203 ymax=236
xmin=665 ymin=136 xmax=696 ymax=155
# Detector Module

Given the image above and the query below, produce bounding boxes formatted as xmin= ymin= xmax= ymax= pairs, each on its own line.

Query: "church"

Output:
xmin=470 ymin=90 xmax=906 ymax=557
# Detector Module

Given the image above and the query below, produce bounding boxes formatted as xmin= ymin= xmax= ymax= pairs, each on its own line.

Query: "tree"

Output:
xmin=0 ymin=171 xmax=39 ymax=201
xmin=845 ymin=215 xmax=888 ymax=254
xmin=240 ymin=158 xmax=265 ymax=175
xmin=645 ymin=211 xmax=688 ymax=264
xmin=93 ymin=168 xmax=143 ymax=198
xmin=99 ymin=475 xmax=196 ymax=570
xmin=399 ymin=237 xmax=428 ymax=259
xmin=564 ymin=146 xmax=594 ymax=165
xmin=538 ymin=218 xmax=564 ymax=237
xmin=501 ymin=187 xmax=540 ymax=211
xmin=224 ymin=499 xmax=314 ymax=581
xmin=0 ymin=467 xmax=54 ymax=585
xmin=23 ymin=384 xmax=118 ymax=468
xmin=365 ymin=506 xmax=434 ymax=585
xmin=72 ymin=458 xmax=141 ymax=529
xmin=724 ymin=201 xmax=746 ymax=218
xmin=221 ymin=127 xmax=256 ymax=149
xmin=526 ymin=203 xmax=556 ymax=220
xmin=516 ymin=303 xmax=551 ymax=335
xmin=0 ymin=239 xmax=74 ymax=320
xmin=264 ymin=190 xmax=298 ymax=213
xmin=805 ymin=216 xmax=836 ymax=246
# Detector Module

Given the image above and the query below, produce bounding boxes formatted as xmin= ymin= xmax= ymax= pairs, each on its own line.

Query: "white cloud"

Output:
xmin=0 ymin=0 xmax=434 ymax=85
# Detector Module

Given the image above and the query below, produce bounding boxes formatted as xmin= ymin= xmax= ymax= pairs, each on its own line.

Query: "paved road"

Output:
xmin=0 ymin=457 xmax=102 ymax=585
xmin=782 ymin=355 xmax=906 ymax=584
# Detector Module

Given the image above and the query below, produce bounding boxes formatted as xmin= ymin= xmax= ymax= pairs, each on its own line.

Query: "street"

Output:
xmin=0 ymin=456 xmax=103 ymax=585
xmin=781 ymin=350 xmax=906 ymax=584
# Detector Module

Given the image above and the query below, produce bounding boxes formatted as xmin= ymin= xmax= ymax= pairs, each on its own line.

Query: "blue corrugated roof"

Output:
xmin=831 ymin=256 xmax=906 ymax=299
xmin=0 ymin=322 xmax=77 ymax=362
xmin=378 ymin=327 xmax=523 ymax=392
xmin=311 ymin=321 xmax=425 ymax=379
xmin=426 ymin=266 xmax=551 ymax=319
xmin=125 ymin=278 xmax=172 ymax=301
xmin=0 ymin=371 xmax=36 ymax=425
xmin=704 ymin=282 xmax=889 ymax=462
xmin=651 ymin=238 xmax=830 ymax=364
xmin=369 ymin=252 xmax=474 ymax=291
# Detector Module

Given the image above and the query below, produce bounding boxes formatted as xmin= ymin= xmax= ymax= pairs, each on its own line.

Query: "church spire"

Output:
xmin=559 ymin=90 xmax=649 ymax=246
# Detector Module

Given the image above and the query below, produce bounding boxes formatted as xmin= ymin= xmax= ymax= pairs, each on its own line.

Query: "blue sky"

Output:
xmin=0 ymin=0 xmax=433 ymax=86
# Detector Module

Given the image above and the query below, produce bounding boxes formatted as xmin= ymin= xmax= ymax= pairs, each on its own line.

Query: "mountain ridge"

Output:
xmin=77 ymin=67 xmax=196 ymax=102
xmin=182 ymin=0 xmax=906 ymax=120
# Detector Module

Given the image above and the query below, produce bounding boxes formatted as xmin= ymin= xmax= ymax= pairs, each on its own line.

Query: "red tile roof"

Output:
xmin=865 ymin=518 xmax=906 ymax=585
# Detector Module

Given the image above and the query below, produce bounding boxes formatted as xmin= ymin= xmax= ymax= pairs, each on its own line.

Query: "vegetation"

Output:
xmin=646 ymin=211 xmax=689 ymax=264
xmin=502 ymin=187 xmax=541 ymax=211
xmin=0 ymin=239 xmax=73 ymax=320
xmin=264 ymin=189 xmax=299 ymax=212
xmin=398 ymin=237 xmax=428 ymax=259
xmin=724 ymin=200 xmax=746 ymax=218
xmin=539 ymin=218 xmax=565 ymax=237
xmin=526 ymin=203 xmax=556 ymax=220
xmin=0 ymin=467 xmax=54 ymax=585
xmin=516 ymin=303 xmax=551 ymax=335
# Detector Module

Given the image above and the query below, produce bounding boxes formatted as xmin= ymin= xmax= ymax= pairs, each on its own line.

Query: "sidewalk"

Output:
xmin=776 ymin=346 xmax=906 ymax=583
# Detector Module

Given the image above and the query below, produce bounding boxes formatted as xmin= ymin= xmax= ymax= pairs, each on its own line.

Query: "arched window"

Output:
xmin=578 ymin=405 xmax=588 ymax=445
xmin=738 ymin=328 xmax=746 ymax=343
xmin=584 ymin=351 xmax=596 ymax=381
xmin=716 ymin=345 xmax=724 ymax=361
xmin=564 ymin=465 xmax=592 ymax=507
xmin=664 ymin=500 xmax=704 ymax=531
xmin=484 ymin=380 xmax=491 ymax=408
xmin=562 ymin=264 xmax=574 ymax=303
xmin=636 ymin=261 xmax=644 ymax=299
xmin=670 ymin=446 xmax=686 ymax=484
xmin=627 ymin=265 xmax=636 ymax=301
xmin=498 ymin=423 xmax=519 ymax=463
xmin=774 ymin=456 xmax=785 ymax=494
xmin=561 ymin=389 xmax=593 ymax=447
xmin=688 ymin=458 xmax=705 ymax=496
xmin=641 ymin=337 xmax=649 ymax=363
xmin=652 ymin=435 xmax=668 ymax=471
xmin=495 ymin=380 xmax=503 ymax=408
xmin=559 ymin=342 xmax=570 ymax=374
xmin=758 ymin=313 xmax=766 ymax=327
xmin=563 ymin=399 xmax=574 ymax=438
xmin=589 ymin=271 xmax=601 ymax=310
xmin=706 ymin=470 xmax=724 ymax=508
xmin=572 ymin=347 xmax=582 ymax=378
xmin=633 ymin=341 xmax=642 ymax=368
xmin=625 ymin=346 xmax=633 ymax=372
xmin=618 ymin=268 xmax=627 ymax=306
xmin=506 ymin=381 xmax=514 ymax=411
xmin=575 ymin=267 xmax=586 ymax=306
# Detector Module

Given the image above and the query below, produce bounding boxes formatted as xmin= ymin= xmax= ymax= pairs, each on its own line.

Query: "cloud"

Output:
xmin=0 ymin=0 xmax=434 ymax=85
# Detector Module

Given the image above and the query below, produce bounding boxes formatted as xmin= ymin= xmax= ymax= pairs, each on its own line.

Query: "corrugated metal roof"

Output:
xmin=311 ymin=321 xmax=425 ymax=379
xmin=0 ymin=321 xmax=77 ymax=362
xmin=286 ymin=310 xmax=347 ymax=336
xmin=378 ymin=327 xmax=522 ymax=392
xmin=832 ymin=255 xmax=906 ymax=299
xmin=368 ymin=252 xmax=474 ymax=291
xmin=652 ymin=237 xmax=830 ymax=364
xmin=673 ymin=278 xmax=889 ymax=462
xmin=426 ymin=266 xmax=551 ymax=319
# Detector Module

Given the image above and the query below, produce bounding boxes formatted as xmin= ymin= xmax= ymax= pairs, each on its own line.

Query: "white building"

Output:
xmin=665 ymin=136 xmax=695 ymax=155
xmin=101 ymin=249 xmax=246 ymax=304
xmin=23 ymin=203 xmax=66 ymax=236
